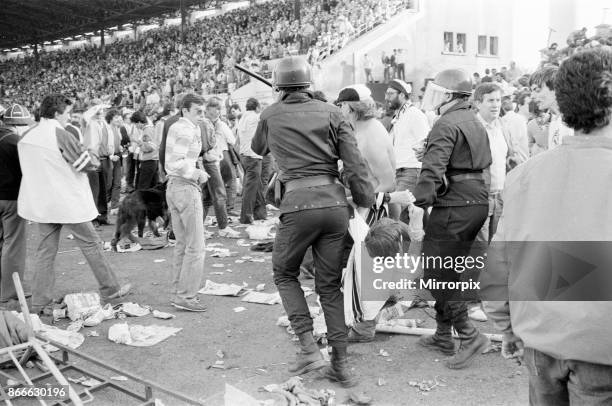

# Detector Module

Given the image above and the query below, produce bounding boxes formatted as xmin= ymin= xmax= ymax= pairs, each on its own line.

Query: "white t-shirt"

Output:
xmin=478 ymin=115 xmax=508 ymax=191
xmin=390 ymin=103 xmax=430 ymax=169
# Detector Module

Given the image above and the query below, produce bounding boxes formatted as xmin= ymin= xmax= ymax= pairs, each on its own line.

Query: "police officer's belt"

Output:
xmin=284 ymin=175 xmax=340 ymax=193
xmin=447 ymin=173 xmax=484 ymax=183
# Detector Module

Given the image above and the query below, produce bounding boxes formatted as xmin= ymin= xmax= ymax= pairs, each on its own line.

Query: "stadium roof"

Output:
xmin=0 ymin=0 xmax=212 ymax=50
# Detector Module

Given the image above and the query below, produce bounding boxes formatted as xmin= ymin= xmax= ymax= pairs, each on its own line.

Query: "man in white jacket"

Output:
xmin=18 ymin=94 xmax=131 ymax=316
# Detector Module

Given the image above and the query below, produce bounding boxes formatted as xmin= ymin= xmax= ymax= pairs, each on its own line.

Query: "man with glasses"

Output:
xmin=385 ymin=79 xmax=430 ymax=223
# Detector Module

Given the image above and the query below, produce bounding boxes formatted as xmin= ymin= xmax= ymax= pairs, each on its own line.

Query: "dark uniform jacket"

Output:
xmin=252 ymin=91 xmax=374 ymax=213
xmin=413 ymin=101 xmax=492 ymax=208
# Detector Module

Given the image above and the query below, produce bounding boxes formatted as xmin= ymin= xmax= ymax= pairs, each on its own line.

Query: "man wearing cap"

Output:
xmin=252 ymin=56 xmax=374 ymax=387
xmin=413 ymin=68 xmax=492 ymax=369
xmin=385 ymin=79 xmax=430 ymax=223
xmin=0 ymin=106 xmax=31 ymax=310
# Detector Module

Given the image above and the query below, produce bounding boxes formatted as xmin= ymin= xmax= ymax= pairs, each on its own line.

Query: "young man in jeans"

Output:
xmin=484 ymin=48 xmax=612 ymax=405
xmin=165 ymin=94 xmax=210 ymax=311
xmin=18 ymin=94 xmax=131 ymax=315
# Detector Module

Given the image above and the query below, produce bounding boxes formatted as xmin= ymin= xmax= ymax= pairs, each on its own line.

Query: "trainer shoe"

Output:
xmin=204 ymin=230 xmax=214 ymax=239
xmin=468 ymin=306 xmax=488 ymax=322
xmin=171 ymin=297 xmax=207 ymax=312
xmin=218 ymin=226 xmax=241 ymax=239
xmin=107 ymin=283 xmax=132 ymax=300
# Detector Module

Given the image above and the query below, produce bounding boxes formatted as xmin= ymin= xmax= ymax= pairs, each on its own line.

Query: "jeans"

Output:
xmin=476 ymin=191 xmax=504 ymax=243
xmin=273 ymin=206 xmax=350 ymax=348
xmin=202 ymin=161 xmax=228 ymax=230
xmin=32 ymin=222 xmax=120 ymax=309
xmin=167 ymin=179 xmax=205 ymax=299
xmin=0 ymin=200 xmax=26 ymax=302
xmin=393 ymin=167 xmax=420 ymax=223
xmin=240 ymin=155 xmax=267 ymax=224
xmin=524 ymin=347 xmax=612 ymax=406
xmin=87 ymin=170 xmax=108 ymax=219
xmin=396 ymin=63 xmax=405 ymax=80
xmin=102 ymin=157 xmax=122 ymax=208
xmin=137 ymin=160 xmax=159 ymax=190
xmin=220 ymin=150 xmax=237 ymax=211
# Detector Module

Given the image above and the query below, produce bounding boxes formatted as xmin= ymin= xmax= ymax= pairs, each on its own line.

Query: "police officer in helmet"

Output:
xmin=252 ymin=56 xmax=374 ymax=387
xmin=414 ymin=68 xmax=492 ymax=369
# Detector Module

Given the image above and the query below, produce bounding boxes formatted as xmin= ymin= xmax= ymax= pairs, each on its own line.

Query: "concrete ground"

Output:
xmin=15 ymin=210 xmax=528 ymax=406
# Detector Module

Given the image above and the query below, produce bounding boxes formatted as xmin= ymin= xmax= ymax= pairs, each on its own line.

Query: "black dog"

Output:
xmin=111 ymin=183 xmax=170 ymax=249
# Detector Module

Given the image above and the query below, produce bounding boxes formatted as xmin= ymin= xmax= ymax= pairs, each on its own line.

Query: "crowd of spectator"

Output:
xmin=0 ymin=0 xmax=411 ymax=114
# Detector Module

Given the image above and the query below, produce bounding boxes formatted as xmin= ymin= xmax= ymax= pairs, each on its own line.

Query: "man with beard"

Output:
xmin=385 ymin=79 xmax=430 ymax=223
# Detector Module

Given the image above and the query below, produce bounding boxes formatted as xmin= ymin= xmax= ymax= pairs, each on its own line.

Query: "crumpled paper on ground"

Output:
xmin=108 ymin=322 xmax=181 ymax=347
xmin=119 ymin=302 xmax=151 ymax=317
xmin=261 ymin=376 xmax=335 ymax=406
xmin=245 ymin=224 xmax=275 ymax=240
xmin=241 ymin=291 xmax=281 ymax=305
xmin=83 ymin=304 xmax=116 ymax=327
xmin=199 ymin=280 xmax=244 ymax=296
xmin=12 ymin=312 xmax=84 ymax=351
xmin=64 ymin=292 xmax=101 ymax=321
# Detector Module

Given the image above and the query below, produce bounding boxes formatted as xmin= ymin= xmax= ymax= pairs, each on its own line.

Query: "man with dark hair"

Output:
xmin=102 ymin=109 xmax=124 ymax=210
xmin=415 ymin=69 xmax=492 ymax=369
xmin=237 ymin=97 xmax=267 ymax=224
xmin=18 ymin=94 xmax=130 ymax=316
xmin=529 ymin=65 xmax=573 ymax=149
xmin=385 ymin=79 xmax=430 ymax=223
xmin=131 ymin=111 xmax=159 ymax=189
xmin=165 ymin=93 xmax=210 ymax=312
xmin=252 ymin=56 xmax=374 ymax=387
xmin=0 ymin=124 xmax=25 ymax=310
xmin=202 ymin=97 xmax=241 ymax=238
xmin=484 ymin=48 xmax=612 ymax=405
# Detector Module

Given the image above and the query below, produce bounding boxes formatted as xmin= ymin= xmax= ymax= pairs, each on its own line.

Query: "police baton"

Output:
xmin=234 ymin=64 xmax=274 ymax=88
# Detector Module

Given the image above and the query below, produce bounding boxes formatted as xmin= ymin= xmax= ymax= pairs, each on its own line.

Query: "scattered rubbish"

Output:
xmin=379 ymin=349 xmax=390 ymax=357
xmin=348 ymin=391 xmax=373 ymax=405
xmin=6 ymin=379 xmax=18 ymax=387
xmin=233 ymin=307 xmax=247 ymax=313
xmin=236 ymin=239 xmax=252 ymax=247
xmin=152 ymin=310 xmax=175 ymax=320
xmin=224 ymin=383 xmax=261 ymax=406
xmin=110 ymin=376 xmax=129 ymax=381
xmin=116 ymin=242 xmax=142 ymax=253
xmin=77 ymin=261 xmax=86 ymax=265
xmin=249 ymin=258 xmax=265 ymax=263
xmin=302 ymin=286 xmax=314 ymax=297
xmin=261 ymin=376 xmax=335 ymax=406
xmin=67 ymin=234 xmax=75 ymax=240
xmin=210 ymin=271 xmax=224 ymax=275
xmin=375 ymin=325 xmax=503 ymax=342
xmin=483 ymin=342 xmax=502 ymax=354
xmin=155 ymin=399 xmax=165 ymax=406
xmin=83 ymin=303 xmax=115 ymax=327
xmin=216 ymin=350 xmax=225 ymax=359
xmin=377 ymin=377 xmax=387 ymax=386
xmin=64 ymin=292 xmax=102 ymax=321
xmin=235 ymin=259 xmax=245 ymax=264
xmin=211 ymin=250 xmax=236 ymax=258
xmin=241 ymin=291 xmax=281 ymax=305
xmin=226 ymin=269 xmax=233 ymax=273
xmin=199 ymin=280 xmax=244 ymax=296
xmin=246 ymin=224 xmax=275 ymax=240
xmin=212 ymin=263 xmax=225 ymax=268
xmin=241 ymin=256 xmax=253 ymax=260
xmin=120 ymin=302 xmax=151 ymax=317
xmin=67 ymin=320 xmax=84 ymax=332
xmin=86 ymin=331 xmax=100 ymax=337
xmin=255 ymin=283 xmax=265 ymax=292
xmin=154 ymin=259 xmax=166 ymax=263
xmin=68 ymin=376 xmax=102 ymax=388
xmin=108 ymin=322 xmax=182 ymax=347
xmin=378 ymin=319 xmax=424 ymax=329
xmin=408 ymin=377 xmax=446 ymax=392
xmin=276 ymin=315 xmax=290 ymax=327
xmin=208 ymin=242 xmax=224 ymax=247
xmin=53 ymin=307 xmax=67 ymax=322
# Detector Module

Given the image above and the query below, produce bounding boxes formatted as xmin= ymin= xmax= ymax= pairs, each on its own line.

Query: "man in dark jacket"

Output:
xmin=252 ymin=56 xmax=374 ymax=387
xmin=0 ymin=126 xmax=26 ymax=310
xmin=413 ymin=68 xmax=492 ymax=369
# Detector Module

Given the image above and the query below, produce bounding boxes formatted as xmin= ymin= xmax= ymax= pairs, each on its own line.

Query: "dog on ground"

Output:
xmin=111 ymin=182 xmax=170 ymax=250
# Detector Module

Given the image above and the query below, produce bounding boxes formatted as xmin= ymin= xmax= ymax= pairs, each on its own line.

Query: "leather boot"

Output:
xmin=417 ymin=319 xmax=455 ymax=355
xmin=288 ymin=331 xmax=327 ymax=375
xmin=348 ymin=320 xmax=376 ymax=343
xmin=445 ymin=317 xmax=490 ymax=369
xmin=321 ymin=346 xmax=358 ymax=387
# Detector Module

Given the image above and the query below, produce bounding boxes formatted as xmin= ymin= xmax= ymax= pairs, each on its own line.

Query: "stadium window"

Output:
xmin=443 ymin=32 xmax=454 ymax=53
xmin=478 ymin=35 xmax=487 ymax=55
xmin=489 ymin=36 xmax=499 ymax=56
xmin=456 ymin=33 xmax=466 ymax=54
